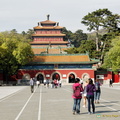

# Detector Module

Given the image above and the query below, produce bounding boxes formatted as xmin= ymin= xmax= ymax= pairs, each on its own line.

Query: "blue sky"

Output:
xmin=0 ymin=0 xmax=119 ymax=33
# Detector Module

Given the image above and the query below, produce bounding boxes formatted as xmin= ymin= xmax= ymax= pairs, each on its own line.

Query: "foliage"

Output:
xmin=65 ymin=40 xmax=101 ymax=58
xmin=102 ymin=36 xmax=120 ymax=72
xmin=77 ymin=40 xmax=97 ymax=58
xmin=62 ymin=27 xmax=74 ymax=42
xmin=65 ymin=47 xmax=79 ymax=54
xmin=62 ymin=27 xmax=87 ymax=47
xmin=72 ymin=30 xmax=87 ymax=47
xmin=21 ymin=29 xmax=34 ymax=41
xmin=0 ymin=31 xmax=34 ymax=83
xmin=81 ymin=8 xmax=120 ymax=52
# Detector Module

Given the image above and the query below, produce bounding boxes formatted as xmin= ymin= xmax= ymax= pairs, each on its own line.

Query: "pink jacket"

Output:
xmin=72 ymin=83 xmax=83 ymax=99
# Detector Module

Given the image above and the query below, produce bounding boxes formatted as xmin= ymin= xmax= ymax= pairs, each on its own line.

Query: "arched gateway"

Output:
xmin=52 ymin=73 xmax=60 ymax=80
xmin=36 ymin=74 xmax=44 ymax=83
xmin=69 ymin=73 xmax=75 ymax=83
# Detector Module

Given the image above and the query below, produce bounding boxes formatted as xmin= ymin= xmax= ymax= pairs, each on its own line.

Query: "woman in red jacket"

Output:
xmin=72 ymin=78 xmax=83 ymax=115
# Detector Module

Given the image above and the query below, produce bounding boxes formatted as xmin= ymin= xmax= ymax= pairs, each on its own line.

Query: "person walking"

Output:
xmin=82 ymin=80 xmax=88 ymax=108
xmin=43 ymin=79 xmax=46 ymax=88
xmin=58 ymin=80 xmax=62 ymax=87
xmin=53 ymin=79 xmax=58 ymax=88
xmin=30 ymin=78 xmax=34 ymax=93
xmin=72 ymin=78 xmax=83 ymax=115
xmin=46 ymin=79 xmax=49 ymax=88
xmin=36 ymin=80 xmax=40 ymax=88
xmin=94 ymin=79 xmax=101 ymax=104
xmin=109 ymin=79 xmax=113 ymax=87
xmin=86 ymin=78 xmax=96 ymax=114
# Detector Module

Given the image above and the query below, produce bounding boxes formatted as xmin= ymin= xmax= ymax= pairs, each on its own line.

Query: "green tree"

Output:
xmin=65 ymin=47 xmax=79 ymax=54
xmin=62 ymin=27 xmax=73 ymax=41
xmin=77 ymin=40 xmax=100 ymax=58
xmin=26 ymin=29 xmax=34 ymax=41
xmin=104 ymin=14 xmax=120 ymax=32
xmin=0 ymin=32 xmax=34 ymax=84
xmin=102 ymin=36 xmax=120 ymax=72
xmin=81 ymin=8 xmax=114 ymax=51
xmin=72 ymin=29 xmax=87 ymax=47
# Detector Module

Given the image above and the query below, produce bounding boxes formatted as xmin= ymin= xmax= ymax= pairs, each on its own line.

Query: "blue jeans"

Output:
xmin=73 ymin=98 xmax=81 ymax=113
xmin=94 ymin=91 xmax=101 ymax=100
xmin=87 ymin=94 xmax=95 ymax=113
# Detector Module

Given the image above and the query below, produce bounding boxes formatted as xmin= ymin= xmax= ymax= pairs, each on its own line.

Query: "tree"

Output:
xmin=77 ymin=40 xmax=100 ymax=58
xmin=81 ymin=8 xmax=113 ymax=51
xmin=26 ymin=29 xmax=34 ymax=41
xmin=62 ymin=27 xmax=73 ymax=41
xmin=102 ymin=36 xmax=120 ymax=72
xmin=64 ymin=47 xmax=79 ymax=54
xmin=72 ymin=29 xmax=87 ymax=47
xmin=0 ymin=32 xmax=34 ymax=84
xmin=104 ymin=14 xmax=120 ymax=32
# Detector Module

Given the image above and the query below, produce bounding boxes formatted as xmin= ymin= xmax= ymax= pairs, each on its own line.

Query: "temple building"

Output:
xmin=16 ymin=15 xmax=100 ymax=84
xmin=1 ymin=15 xmax=119 ymax=85
xmin=30 ymin=14 xmax=70 ymax=54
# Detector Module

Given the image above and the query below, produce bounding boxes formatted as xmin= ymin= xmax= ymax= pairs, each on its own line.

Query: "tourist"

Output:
xmin=53 ymin=79 xmax=58 ymax=88
xmin=72 ymin=78 xmax=83 ymax=115
xmin=86 ymin=78 xmax=96 ymax=114
xmin=36 ymin=80 xmax=40 ymax=88
xmin=82 ymin=80 xmax=88 ymax=108
xmin=94 ymin=79 xmax=101 ymax=104
xmin=109 ymin=79 xmax=113 ymax=87
xmin=30 ymin=78 xmax=34 ymax=93
xmin=58 ymin=80 xmax=62 ymax=87
xmin=46 ymin=79 xmax=49 ymax=88
xmin=43 ymin=79 xmax=46 ymax=87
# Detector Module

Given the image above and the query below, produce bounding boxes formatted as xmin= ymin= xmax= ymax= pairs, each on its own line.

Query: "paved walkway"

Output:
xmin=0 ymin=84 xmax=120 ymax=120
xmin=0 ymin=86 xmax=27 ymax=99
xmin=0 ymin=83 xmax=120 ymax=100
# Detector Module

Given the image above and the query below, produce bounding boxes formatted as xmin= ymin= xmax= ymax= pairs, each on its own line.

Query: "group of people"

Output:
xmin=43 ymin=79 xmax=62 ymax=88
xmin=72 ymin=78 xmax=101 ymax=115
xmin=29 ymin=78 xmax=62 ymax=93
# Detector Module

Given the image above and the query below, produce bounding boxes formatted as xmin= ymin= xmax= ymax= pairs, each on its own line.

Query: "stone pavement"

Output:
xmin=0 ymin=86 xmax=27 ymax=100
xmin=0 ymin=83 xmax=120 ymax=100
xmin=101 ymin=83 xmax=120 ymax=90
xmin=0 ymin=84 xmax=120 ymax=120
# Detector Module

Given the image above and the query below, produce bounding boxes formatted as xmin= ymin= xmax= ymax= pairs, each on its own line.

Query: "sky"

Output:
xmin=0 ymin=0 xmax=120 ymax=33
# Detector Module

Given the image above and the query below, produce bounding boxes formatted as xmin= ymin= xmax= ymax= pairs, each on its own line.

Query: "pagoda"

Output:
xmin=1 ymin=15 xmax=119 ymax=85
xmin=30 ymin=15 xmax=70 ymax=54
xmin=15 ymin=15 xmax=100 ymax=84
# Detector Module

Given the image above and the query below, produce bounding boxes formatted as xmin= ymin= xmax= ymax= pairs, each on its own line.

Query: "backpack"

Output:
xmin=74 ymin=85 xmax=81 ymax=97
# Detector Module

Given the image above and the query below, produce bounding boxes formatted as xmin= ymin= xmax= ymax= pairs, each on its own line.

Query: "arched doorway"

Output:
xmin=37 ymin=74 xmax=44 ymax=83
xmin=69 ymin=74 xmax=75 ymax=83
xmin=52 ymin=73 xmax=60 ymax=80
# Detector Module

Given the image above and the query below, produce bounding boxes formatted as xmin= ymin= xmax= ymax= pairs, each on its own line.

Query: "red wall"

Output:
xmin=113 ymin=73 xmax=120 ymax=83
xmin=34 ymin=37 xmax=63 ymax=41
xmin=17 ymin=69 xmax=95 ymax=82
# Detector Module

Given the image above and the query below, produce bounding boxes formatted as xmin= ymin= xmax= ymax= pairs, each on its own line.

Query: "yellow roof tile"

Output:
xmin=34 ymin=26 xmax=63 ymax=29
xmin=40 ymin=20 xmax=56 ymax=24
xmin=33 ymin=55 xmax=90 ymax=63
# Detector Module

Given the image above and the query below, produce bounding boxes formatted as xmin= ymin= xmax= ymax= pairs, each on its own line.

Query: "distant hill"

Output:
xmin=86 ymin=29 xmax=108 ymax=40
